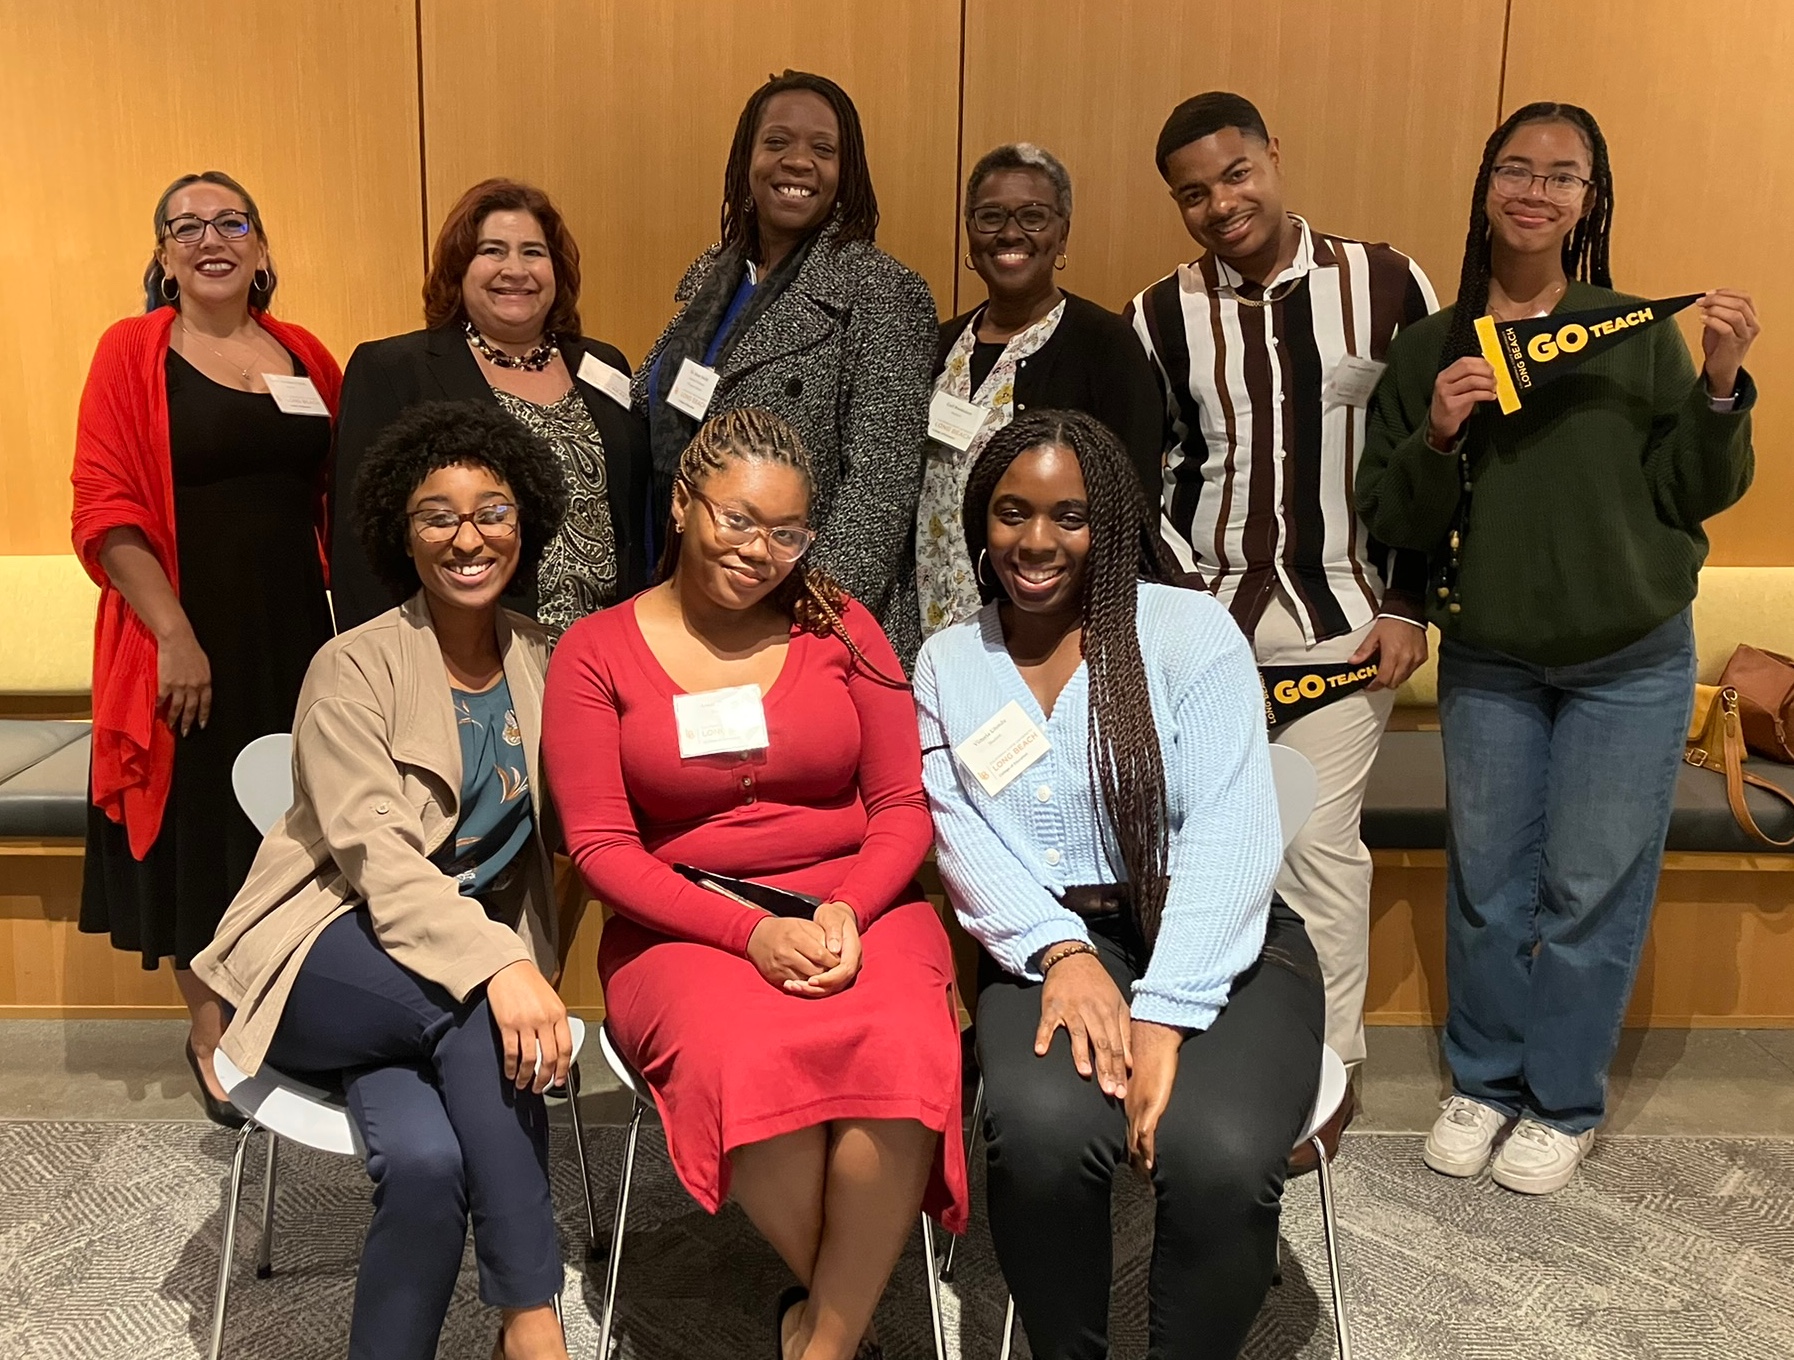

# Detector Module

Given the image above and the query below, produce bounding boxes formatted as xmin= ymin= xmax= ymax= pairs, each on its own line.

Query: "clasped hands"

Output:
xmin=1035 ymin=949 xmax=1184 ymax=1178
xmin=747 ymin=901 xmax=863 ymax=998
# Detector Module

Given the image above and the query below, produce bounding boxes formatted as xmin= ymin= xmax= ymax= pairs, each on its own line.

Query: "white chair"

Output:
xmin=952 ymin=746 xmax=1356 ymax=1359
xmin=206 ymin=733 xmax=599 ymax=1360
xmin=592 ymin=1023 xmax=950 ymax=1360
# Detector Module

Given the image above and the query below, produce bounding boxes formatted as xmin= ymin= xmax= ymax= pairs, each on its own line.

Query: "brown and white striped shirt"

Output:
xmin=1126 ymin=216 xmax=1436 ymax=643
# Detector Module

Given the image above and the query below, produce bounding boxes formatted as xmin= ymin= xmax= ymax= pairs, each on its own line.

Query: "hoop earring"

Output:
xmin=252 ymin=268 xmax=272 ymax=294
xmin=160 ymin=276 xmax=179 ymax=302
xmin=976 ymin=549 xmax=993 ymax=585
xmin=963 ymin=253 xmax=975 ymax=271
xmin=1054 ymin=254 xmax=1068 ymax=271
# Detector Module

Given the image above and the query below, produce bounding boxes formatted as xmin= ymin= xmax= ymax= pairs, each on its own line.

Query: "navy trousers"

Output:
xmin=264 ymin=910 xmax=562 ymax=1360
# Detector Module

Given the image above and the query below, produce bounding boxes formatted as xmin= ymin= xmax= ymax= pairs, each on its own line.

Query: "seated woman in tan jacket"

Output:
xmin=194 ymin=400 xmax=574 ymax=1360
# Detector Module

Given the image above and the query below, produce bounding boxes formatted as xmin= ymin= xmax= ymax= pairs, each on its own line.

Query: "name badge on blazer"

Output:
xmin=577 ymin=352 xmax=633 ymax=407
xmin=927 ymin=391 xmax=989 ymax=452
xmin=955 ymin=700 xmax=1050 ymax=797
xmin=262 ymin=374 xmax=330 ymax=416
xmin=673 ymin=684 xmax=769 ymax=759
xmin=668 ymin=358 xmax=721 ymax=421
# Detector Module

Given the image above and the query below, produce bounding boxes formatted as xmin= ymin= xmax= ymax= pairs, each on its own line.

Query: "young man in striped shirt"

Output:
xmin=1126 ymin=92 xmax=1435 ymax=1137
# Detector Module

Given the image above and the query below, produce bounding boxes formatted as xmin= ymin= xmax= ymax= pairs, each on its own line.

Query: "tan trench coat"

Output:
xmin=193 ymin=594 xmax=558 ymax=1074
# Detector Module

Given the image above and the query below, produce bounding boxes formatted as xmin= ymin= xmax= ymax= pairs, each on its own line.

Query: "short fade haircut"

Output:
xmin=354 ymin=400 xmax=568 ymax=600
xmin=965 ymin=142 xmax=1074 ymax=219
xmin=1155 ymin=92 xmax=1271 ymax=179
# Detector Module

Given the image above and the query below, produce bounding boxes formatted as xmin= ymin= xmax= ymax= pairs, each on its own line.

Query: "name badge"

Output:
xmin=1324 ymin=355 xmax=1388 ymax=408
xmin=667 ymin=358 xmax=720 ymax=421
xmin=673 ymin=684 xmax=769 ymax=759
xmin=954 ymin=700 xmax=1050 ymax=798
xmin=927 ymin=391 xmax=989 ymax=452
xmin=262 ymin=373 xmax=330 ymax=416
xmin=577 ymin=352 xmax=633 ymax=407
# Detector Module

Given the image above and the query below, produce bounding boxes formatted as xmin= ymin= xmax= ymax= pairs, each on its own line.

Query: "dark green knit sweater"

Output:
xmin=1357 ymin=282 xmax=1755 ymax=666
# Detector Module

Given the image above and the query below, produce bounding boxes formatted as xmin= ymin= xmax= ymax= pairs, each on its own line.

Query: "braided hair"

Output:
xmin=961 ymin=410 xmax=1182 ymax=944
xmin=1438 ymin=101 xmax=1615 ymax=369
xmin=719 ymin=71 xmax=880 ymax=260
xmin=656 ymin=407 xmax=906 ymax=687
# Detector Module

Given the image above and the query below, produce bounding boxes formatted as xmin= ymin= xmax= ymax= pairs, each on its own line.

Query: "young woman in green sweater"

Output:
xmin=1358 ymin=102 xmax=1759 ymax=1196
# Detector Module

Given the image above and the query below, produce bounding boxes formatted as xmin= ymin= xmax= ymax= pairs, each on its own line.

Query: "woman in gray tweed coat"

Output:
xmin=634 ymin=69 xmax=937 ymax=666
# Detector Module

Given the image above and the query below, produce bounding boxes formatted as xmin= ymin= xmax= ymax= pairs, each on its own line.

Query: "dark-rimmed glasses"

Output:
xmin=682 ymin=478 xmax=814 ymax=562
xmin=161 ymin=211 xmax=255 ymax=245
xmin=967 ymin=202 xmax=1059 ymax=235
xmin=1489 ymin=165 xmax=1592 ymax=205
xmin=408 ymin=504 xmax=519 ymax=543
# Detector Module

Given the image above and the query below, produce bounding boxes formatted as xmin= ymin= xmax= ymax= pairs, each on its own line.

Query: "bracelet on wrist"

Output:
xmin=1040 ymin=940 xmax=1098 ymax=975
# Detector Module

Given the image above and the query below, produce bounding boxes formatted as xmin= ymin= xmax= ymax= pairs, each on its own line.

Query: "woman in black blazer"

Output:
xmin=917 ymin=143 xmax=1166 ymax=638
xmin=331 ymin=179 xmax=650 ymax=635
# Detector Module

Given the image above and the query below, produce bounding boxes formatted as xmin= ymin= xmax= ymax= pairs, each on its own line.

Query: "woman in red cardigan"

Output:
xmin=543 ymin=408 xmax=965 ymax=1360
xmin=71 ymin=171 xmax=341 ymax=1125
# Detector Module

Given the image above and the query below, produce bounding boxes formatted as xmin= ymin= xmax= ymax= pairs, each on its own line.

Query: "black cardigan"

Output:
xmin=328 ymin=325 xmax=652 ymax=632
xmin=933 ymin=291 xmax=1167 ymax=500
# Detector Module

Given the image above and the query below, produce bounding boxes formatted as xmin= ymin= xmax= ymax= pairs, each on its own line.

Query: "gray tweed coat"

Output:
xmin=633 ymin=226 xmax=938 ymax=665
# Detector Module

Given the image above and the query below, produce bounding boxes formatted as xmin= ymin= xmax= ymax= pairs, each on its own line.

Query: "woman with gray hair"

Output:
xmin=916 ymin=143 xmax=1165 ymax=637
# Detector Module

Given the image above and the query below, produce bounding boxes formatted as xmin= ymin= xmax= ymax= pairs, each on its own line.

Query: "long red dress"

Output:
xmin=543 ymin=595 xmax=967 ymax=1231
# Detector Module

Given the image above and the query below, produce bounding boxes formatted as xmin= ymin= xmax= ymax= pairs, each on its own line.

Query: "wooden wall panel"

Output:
xmin=1503 ymin=0 xmax=1793 ymax=566
xmin=0 ymin=1 xmax=424 ymax=556
xmin=419 ymin=0 xmax=963 ymax=369
xmin=958 ymin=0 xmax=1507 ymax=316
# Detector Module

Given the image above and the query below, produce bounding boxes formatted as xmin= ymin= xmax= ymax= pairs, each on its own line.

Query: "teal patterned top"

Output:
xmin=440 ymin=679 xmax=534 ymax=896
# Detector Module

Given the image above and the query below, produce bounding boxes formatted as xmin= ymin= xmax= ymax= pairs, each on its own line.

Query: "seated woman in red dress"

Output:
xmin=542 ymin=407 xmax=965 ymax=1360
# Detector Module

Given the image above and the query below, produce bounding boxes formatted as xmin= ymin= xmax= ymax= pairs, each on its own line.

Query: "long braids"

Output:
xmin=657 ymin=407 xmax=907 ymax=688
xmin=1434 ymin=103 xmax=1615 ymax=613
xmin=1438 ymin=101 xmax=1615 ymax=368
xmin=963 ymin=411 xmax=1182 ymax=945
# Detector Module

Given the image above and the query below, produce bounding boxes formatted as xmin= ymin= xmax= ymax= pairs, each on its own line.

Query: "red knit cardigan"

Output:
xmin=71 ymin=307 xmax=342 ymax=859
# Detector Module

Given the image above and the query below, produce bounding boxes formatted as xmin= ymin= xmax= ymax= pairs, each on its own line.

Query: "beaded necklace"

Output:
xmin=464 ymin=320 xmax=558 ymax=372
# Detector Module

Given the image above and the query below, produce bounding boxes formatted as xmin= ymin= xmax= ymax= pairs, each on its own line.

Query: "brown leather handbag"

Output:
xmin=1718 ymin=645 xmax=1794 ymax=762
xmin=1684 ymin=686 xmax=1794 ymax=848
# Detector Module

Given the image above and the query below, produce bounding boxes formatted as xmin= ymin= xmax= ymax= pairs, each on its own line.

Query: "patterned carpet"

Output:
xmin=1 ymin=1116 xmax=1791 ymax=1359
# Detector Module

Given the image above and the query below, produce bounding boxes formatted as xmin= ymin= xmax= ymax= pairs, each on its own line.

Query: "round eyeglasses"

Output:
xmin=1488 ymin=165 xmax=1592 ymax=206
xmin=682 ymin=480 xmax=814 ymax=562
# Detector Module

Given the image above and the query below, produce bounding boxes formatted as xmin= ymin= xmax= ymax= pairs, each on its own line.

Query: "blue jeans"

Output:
xmin=264 ymin=911 xmax=561 ymax=1360
xmin=1437 ymin=609 xmax=1696 ymax=1134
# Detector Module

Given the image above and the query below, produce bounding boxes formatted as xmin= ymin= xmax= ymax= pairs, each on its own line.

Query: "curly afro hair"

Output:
xmin=353 ymin=400 xmax=568 ymax=600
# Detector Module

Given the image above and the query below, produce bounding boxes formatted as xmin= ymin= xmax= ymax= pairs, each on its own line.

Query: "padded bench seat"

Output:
xmin=1362 ymin=729 xmax=1794 ymax=854
xmin=0 ymin=719 xmax=90 ymax=839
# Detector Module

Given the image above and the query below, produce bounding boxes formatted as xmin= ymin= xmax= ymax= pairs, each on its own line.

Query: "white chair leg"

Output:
xmin=596 ymin=1101 xmax=644 ymax=1360
xmin=564 ymin=1061 xmax=600 ymax=1259
xmin=998 ymin=1294 xmax=1017 ymax=1360
xmin=255 ymin=1131 xmax=278 ymax=1279
xmin=940 ymin=1075 xmax=984 ymax=1282
xmin=208 ymin=1121 xmax=257 ymax=1360
xmin=1312 ymin=1134 xmax=1353 ymax=1360
xmin=920 ymin=1212 xmax=947 ymax=1360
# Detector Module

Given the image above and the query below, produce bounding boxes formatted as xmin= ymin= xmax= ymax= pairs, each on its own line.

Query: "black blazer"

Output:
xmin=935 ymin=291 xmax=1167 ymax=502
xmin=328 ymin=325 xmax=652 ymax=632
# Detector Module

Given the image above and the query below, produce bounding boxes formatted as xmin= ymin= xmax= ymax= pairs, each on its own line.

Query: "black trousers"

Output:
xmin=264 ymin=911 xmax=562 ymax=1360
xmin=976 ymin=901 xmax=1324 ymax=1360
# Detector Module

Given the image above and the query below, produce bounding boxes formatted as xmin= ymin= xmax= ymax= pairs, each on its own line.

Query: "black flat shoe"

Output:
xmin=186 ymin=1040 xmax=247 ymax=1129
xmin=774 ymin=1284 xmax=808 ymax=1360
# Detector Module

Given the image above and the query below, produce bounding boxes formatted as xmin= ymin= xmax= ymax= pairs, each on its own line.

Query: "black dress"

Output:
xmin=80 ymin=350 xmax=334 ymax=968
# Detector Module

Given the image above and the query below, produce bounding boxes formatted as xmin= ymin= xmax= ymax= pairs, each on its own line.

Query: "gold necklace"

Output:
xmin=178 ymin=318 xmax=257 ymax=385
xmin=1222 ymin=275 xmax=1303 ymax=309
xmin=1486 ymin=280 xmax=1565 ymax=323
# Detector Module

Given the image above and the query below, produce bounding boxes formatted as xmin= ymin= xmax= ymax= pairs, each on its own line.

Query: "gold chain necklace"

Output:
xmin=1486 ymin=280 xmax=1565 ymax=323
xmin=178 ymin=317 xmax=259 ymax=385
xmin=1222 ymin=275 xmax=1303 ymax=309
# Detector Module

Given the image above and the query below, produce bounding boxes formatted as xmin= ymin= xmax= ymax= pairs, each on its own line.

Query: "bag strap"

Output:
xmin=1688 ymin=688 xmax=1794 ymax=849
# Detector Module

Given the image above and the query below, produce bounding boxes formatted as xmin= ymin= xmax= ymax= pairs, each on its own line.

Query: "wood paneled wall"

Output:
xmin=0 ymin=1 xmax=424 ymax=555
xmin=1502 ymin=0 xmax=1792 ymax=564
xmin=4 ymin=0 xmax=1789 ymax=562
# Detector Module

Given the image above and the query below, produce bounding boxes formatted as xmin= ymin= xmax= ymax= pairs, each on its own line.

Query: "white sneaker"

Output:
xmin=1422 ymin=1096 xmax=1511 ymax=1177
xmin=1490 ymin=1118 xmax=1594 ymax=1195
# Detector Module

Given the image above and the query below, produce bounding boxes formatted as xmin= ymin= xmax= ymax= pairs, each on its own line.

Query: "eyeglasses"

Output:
xmin=682 ymin=479 xmax=814 ymax=562
xmin=1488 ymin=165 xmax=1592 ymax=206
xmin=408 ymin=504 xmax=519 ymax=543
xmin=161 ymin=211 xmax=255 ymax=245
xmin=967 ymin=202 xmax=1059 ymax=235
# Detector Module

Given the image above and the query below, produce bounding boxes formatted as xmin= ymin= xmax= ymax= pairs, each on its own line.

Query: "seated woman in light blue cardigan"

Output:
xmin=913 ymin=409 xmax=1323 ymax=1360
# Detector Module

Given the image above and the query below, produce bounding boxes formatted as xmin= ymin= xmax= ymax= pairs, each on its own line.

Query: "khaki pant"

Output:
xmin=1254 ymin=592 xmax=1396 ymax=1068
